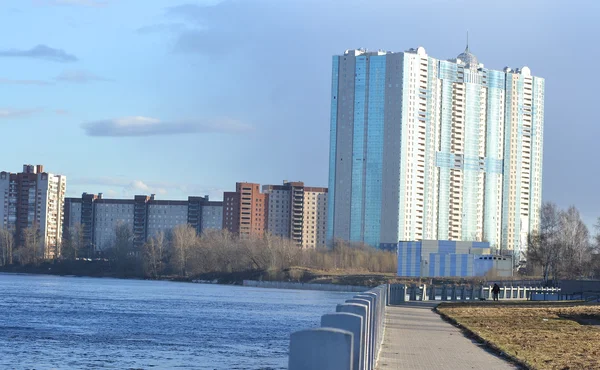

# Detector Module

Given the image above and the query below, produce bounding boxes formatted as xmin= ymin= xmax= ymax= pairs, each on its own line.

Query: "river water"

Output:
xmin=0 ymin=273 xmax=354 ymax=369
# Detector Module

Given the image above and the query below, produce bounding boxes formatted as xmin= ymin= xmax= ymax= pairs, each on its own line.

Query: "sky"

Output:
xmin=0 ymin=0 xmax=599 ymax=227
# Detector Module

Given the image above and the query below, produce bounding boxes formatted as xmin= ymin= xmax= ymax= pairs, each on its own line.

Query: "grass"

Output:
xmin=437 ymin=302 xmax=600 ymax=370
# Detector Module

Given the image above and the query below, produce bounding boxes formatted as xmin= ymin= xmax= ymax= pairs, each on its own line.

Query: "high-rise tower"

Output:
xmin=327 ymin=46 xmax=544 ymax=258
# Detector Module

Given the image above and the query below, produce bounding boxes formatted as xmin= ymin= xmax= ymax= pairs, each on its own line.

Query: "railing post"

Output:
xmin=429 ymin=285 xmax=436 ymax=301
xmin=409 ymin=284 xmax=417 ymax=301
xmin=451 ymin=286 xmax=457 ymax=301
xmin=321 ymin=313 xmax=363 ymax=370
xmin=336 ymin=304 xmax=368 ymax=370
xmin=460 ymin=286 xmax=467 ymax=301
xmin=441 ymin=285 xmax=448 ymax=301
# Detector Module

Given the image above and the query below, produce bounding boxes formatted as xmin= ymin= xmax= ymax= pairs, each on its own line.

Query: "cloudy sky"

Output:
xmin=0 ymin=0 xmax=598 ymax=225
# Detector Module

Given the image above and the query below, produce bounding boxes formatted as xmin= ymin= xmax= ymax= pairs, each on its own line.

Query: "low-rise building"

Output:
xmin=397 ymin=240 xmax=513 ymax=278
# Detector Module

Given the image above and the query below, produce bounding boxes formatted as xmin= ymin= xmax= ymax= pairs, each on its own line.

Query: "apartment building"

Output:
xmin=302 ymin=187 xmax=328 ymax=248
xmin=223 ymin=183 xmax=267 ymax=238
xmin=262 ymin=181 xmax=328 ymax=248
xmin=327 ymin=45 xmax=544 ymax=258
xmin=0 ymin=165 xmax=67 ymax=259
xmin=64 ymin=193 xmax=222 ymax=253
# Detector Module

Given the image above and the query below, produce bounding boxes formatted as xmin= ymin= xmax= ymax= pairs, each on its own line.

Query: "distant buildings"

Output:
xmin=61 ymin=179 xmax=327 ymax=255
xmin=64 ymin=193 xmax=222 ymax=253
xmin=263 ymin=181 xmax=328 ymax=248
xmin=0 ymin=165 xmax=67 ymax=259
xmin=327 ymin=45 xmax=544 ymax=258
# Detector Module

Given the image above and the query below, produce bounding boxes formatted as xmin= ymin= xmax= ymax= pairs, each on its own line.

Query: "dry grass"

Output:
xmin=438 ymin=303 xmax=600 ymax=370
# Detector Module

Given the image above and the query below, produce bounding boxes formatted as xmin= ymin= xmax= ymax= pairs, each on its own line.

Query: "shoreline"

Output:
xmin=0 ymin=263 xmax=398 ymax=288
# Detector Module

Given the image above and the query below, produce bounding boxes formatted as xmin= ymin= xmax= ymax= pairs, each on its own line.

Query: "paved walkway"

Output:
xmin=376 ymin=303 xmax=516 ymax=370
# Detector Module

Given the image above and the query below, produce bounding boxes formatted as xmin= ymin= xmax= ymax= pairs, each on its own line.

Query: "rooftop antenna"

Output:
xmin=466 ymin=30 xmax=469 ymax=51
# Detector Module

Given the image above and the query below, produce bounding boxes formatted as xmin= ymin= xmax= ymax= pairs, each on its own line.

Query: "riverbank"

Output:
xmin=0 ymin=261 xmax=402 ymax=287
xmin=0 ymin=262 xmax=525 ymax=288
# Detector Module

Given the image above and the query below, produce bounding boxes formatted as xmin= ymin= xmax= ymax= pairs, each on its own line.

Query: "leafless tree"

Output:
xmin=0 ymin=228 xmax=14 ymax=266
xmin=62 ymin=224 xmax=85 ymax=260
xmin=558 ymin=206 xmax=590 ymax=278
xmin=110 ymin=223 xmax=134 ymax=274
xmin=527 ymin=202 xmax=562 ymax=283
xmin=142 ymin=231 xmax=167 ymax=278
xmin=170 ymin=224 xmax=197 ymax=277
xmin=528 ymin=203 xmax=595 ymax=281
xmin=18 ymin=225 xmax=42 ymax=266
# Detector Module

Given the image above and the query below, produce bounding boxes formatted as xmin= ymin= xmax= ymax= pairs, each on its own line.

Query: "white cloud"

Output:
xmin=37 ymin=0 xmax=108 ymax=7
xmin=0 ymin=108 xmax=42 ymax=119
xmin=56 ymin=70 xmax=110 ymax=84
xmin=81 ymin=116 xmax=253 ymax=137
xmin=0 ymin=78 xmax=51 ymax=86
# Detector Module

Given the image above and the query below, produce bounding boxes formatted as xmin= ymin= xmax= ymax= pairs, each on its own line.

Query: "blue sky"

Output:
xmin=1 ymin=0 xmax=599 ymax=226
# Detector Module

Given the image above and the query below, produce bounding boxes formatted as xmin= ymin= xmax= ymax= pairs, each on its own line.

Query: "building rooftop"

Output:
xmin=456 ymin=44 xmax=479 ymax=68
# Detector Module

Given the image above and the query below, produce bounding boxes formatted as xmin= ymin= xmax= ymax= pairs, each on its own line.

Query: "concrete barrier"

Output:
xmin=288 ymin=285 xmax=387 ymax=370
xmin=355 ymin=293 xmax=377 ymax=367
xmin=346 ymin=298 xmax=372 ymax=370
xmin=243 ymin=280 xmax=369 ymax=292
xmin=289 ymin=328 xmax=353 ymax=370
xmin=336 ymin=303 xmax=369 ymax=370
xmin=321 ymin=313 xmax=363 ymax=370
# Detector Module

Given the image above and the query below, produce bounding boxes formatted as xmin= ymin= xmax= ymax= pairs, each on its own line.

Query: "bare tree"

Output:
xmin=0 ymin=228 xmax=14 ymax=266
xmin=527 ymin=202 xmax=562 ymax=283
xmin=62 ymin=224 xmax=85 ymax=260
xmin=558 ymin=206 xmax=590 ymax=279
xmin=171 ymin=225 xmax=197 ymax=277
xmin=142 ymin=231 xmax=167 ymax=278
xmin=111 ymin=223 xmax=134 ymax=274
xmin=18 ymin=225 xmax=42 ymax=266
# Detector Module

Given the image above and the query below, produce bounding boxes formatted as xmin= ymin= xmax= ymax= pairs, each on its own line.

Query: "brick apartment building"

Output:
xmin=224 ymin=181 xmax=328 ymax=248
xmin=223 ymin=183 xmax=268 ymax=238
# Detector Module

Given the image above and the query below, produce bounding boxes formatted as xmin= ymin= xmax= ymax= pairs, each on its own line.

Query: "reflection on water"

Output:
xmin=0 ymin=273 xmax=354 ymax=369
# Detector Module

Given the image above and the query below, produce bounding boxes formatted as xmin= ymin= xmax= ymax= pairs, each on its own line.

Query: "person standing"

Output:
xmin=492 ymin=283 xmax=501 ymax=301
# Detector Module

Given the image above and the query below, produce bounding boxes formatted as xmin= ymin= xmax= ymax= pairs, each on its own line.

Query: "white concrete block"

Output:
xmin=289 ymin=328 xmax=353 ymax=370
xmin=321 ymin=313 xmax=363 ymax=370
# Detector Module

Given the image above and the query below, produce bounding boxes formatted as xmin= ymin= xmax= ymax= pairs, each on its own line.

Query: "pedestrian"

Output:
xmin=492 ymin=283 xmax=500 ymax=301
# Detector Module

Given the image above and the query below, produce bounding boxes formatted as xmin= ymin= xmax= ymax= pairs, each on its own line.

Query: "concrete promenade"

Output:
xmin=376 ymin=303 xmax=516 ymax=370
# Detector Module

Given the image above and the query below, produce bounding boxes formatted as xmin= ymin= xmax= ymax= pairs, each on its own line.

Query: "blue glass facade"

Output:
xmin=350 ymin=57 xmax=367 ymax=241
xmin=326 ymin=56 xmax=339 ymax=243
xmin=363 ymin=56 xmax=386 ymax=246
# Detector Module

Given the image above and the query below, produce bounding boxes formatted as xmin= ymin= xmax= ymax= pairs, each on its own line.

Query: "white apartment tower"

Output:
xmin=327 ymin=45 xmax=544 ymax=259
xmin=0 ymin=165 xmax=67 ymax=259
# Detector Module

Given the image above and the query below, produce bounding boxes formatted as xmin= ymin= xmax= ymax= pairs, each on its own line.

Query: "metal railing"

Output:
xmin=388 ymin=283 xmax=561 ymax=304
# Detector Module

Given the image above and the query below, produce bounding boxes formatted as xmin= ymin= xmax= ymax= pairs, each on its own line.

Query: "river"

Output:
xmin=0 ymin=273 xmax=354 ymax=369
